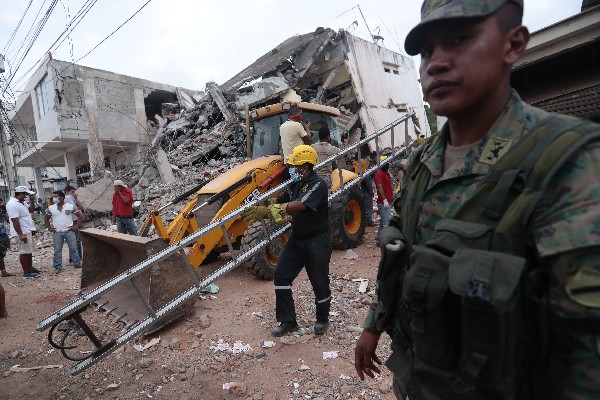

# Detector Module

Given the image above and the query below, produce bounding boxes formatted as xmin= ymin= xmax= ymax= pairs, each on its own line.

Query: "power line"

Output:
xmin=7 ymin=0 xmax=151 ymax=102
xmin=9 ymin=0 xmax=100 ymax=93
xmin=4 ymin=0 xmax=60 ymax=94
xmin=74 ymin=0 xmax=152 ymax=63
xmin=2 ymin=0 xmax=35 ymax=55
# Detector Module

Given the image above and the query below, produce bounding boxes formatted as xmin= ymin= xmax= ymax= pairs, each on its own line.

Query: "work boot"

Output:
xmin=271 ymin=321 xmax=299 ymax=337
xmin=314 ymin=321 xmax=329 ymax=335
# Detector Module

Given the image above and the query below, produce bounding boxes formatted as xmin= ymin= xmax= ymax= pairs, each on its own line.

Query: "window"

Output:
xmin=35 ymin=73 xmax=54 ymax=117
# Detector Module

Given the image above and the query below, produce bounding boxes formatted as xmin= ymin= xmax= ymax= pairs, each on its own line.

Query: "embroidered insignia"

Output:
xmin=479 ymin=137 xmax=513 ymax=165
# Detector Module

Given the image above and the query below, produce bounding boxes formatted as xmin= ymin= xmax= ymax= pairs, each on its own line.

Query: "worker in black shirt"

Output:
xmin=243 ymin=145 xmax=332 ymax=337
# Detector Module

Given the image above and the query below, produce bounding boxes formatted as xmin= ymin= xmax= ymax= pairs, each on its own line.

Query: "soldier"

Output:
xmin=354 ymin=1 xmax=600 ymax=399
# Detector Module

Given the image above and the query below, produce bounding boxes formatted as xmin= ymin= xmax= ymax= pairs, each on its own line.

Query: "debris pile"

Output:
xmin=79 ymin=27 xmax=425 ymax=226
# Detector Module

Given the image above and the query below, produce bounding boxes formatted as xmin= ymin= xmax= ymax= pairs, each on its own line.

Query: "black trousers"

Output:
xmin=274 ymin=231 xmax=332 ymax=323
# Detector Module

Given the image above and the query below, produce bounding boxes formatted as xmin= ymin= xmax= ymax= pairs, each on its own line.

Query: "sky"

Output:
xmin=0 ymin=0 xmax=584 ymax=102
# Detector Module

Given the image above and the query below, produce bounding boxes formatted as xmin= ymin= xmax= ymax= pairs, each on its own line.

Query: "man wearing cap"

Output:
xmin=45 ymin=190 xmax=83 ymax=272
xmin=112 ymin=180 xmax=137 ymax=235
xmin=6 ymin=186 xmax=39 ymax=278
xmin=354 ymin=1 xmax=600 ymax=399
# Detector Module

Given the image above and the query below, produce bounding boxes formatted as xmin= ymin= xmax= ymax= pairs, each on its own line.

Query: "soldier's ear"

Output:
xmin=504 ymin=25 xmax=529 ymax=65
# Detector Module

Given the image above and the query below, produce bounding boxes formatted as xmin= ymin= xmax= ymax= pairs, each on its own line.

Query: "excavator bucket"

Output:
xmin=80 ymin=228 xmax=197 ymax=332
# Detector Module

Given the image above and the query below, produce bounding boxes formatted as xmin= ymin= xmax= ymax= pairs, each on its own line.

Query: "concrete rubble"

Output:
xmin=76 ymin=27 xmax=425 ymax=230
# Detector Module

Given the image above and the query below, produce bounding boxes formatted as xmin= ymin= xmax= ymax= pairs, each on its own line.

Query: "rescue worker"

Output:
xmin=354 ymin=1 xmax=600 ymax=399
xmin=311 ymin=125 xmax=341 ymax=189
xmin=280 ymin=106 xmax=312 ymax=161
xmin=243 ymin=145 xmax=332 ymax=337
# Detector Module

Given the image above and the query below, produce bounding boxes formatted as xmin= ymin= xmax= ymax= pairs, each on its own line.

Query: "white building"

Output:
xmin=4 ymin=57 xmax=192 ymax=198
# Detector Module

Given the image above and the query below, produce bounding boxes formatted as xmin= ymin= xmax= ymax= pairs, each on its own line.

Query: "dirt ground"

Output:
xmin=0 ymin=225 xmax=395 ymax=400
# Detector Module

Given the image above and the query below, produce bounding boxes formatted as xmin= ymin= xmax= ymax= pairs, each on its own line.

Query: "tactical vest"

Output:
xmin=375 ymin=115 xmax=600 ymax=400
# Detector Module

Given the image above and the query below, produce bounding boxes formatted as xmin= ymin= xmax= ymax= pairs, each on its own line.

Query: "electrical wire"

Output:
xmin=2 ymin=0 xmax=35 ymax=55
xmin=3 ymin=0 xmax=60 ymax=94
xmin=9 ymin=0 xmax=99 ymax=92
xmin=7 ymin=0 xmax=152 ymax=102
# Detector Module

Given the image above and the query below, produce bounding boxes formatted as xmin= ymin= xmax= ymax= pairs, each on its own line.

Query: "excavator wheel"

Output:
xmin=241 ymin=221 xmax=289 ymax=280
xmin=330 ymin=186 xmax=366 ymax=249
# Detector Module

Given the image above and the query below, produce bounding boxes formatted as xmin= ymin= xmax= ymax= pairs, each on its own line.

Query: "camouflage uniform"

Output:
xmin=364 ymin=90 xmax=600 ymax=399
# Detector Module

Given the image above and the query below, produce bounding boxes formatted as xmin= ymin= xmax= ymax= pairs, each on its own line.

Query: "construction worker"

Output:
xmin=354 ymin=1 xmax=600 ymax=399
xmin=280 ymin=106 xmax=312 ymax=161
xmin=243 ymin=145 xmax=331 ymax=337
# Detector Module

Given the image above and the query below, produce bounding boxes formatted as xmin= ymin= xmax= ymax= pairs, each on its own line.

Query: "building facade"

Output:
xmin=4 ymin=57 xmax=188 ymax=198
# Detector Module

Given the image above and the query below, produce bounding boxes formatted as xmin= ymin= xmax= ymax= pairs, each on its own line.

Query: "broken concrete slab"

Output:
xmin=155 ymin=149 xmax=176 ymax=185
xmin=76 ymin=177 xmax=116 ymax=214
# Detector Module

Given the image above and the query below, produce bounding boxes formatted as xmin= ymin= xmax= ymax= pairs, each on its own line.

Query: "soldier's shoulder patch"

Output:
xmin=480 ymin=136 xmax=513 ymax=165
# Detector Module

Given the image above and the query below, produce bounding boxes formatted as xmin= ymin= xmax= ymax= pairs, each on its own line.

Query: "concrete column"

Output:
xmin=133 ymin=87 xmax=150 ymax=146
xmin=33 ymin=167 xmax=44 ymax=198
xmin=83 ymin=76 xmax=105 ymax=177
xmin=87 ymin=141 xmax=104 ymax=175
xmin=64 ymin=152 xmax=77 ymax=183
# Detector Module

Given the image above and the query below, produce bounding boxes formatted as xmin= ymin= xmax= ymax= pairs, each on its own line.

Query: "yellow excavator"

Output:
xmin=131 ymin=102 xmax=366 ymax=280
xmin=37 ymin=101 xmax=416 ymax=375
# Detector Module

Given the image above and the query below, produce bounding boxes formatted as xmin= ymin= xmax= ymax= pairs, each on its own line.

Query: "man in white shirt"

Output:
xmin=44 ymin=190 xmax=83 ymax=273
xmin=6 ymin=186 xmax=39 ymax=278
xmin=280 ymin=106 xmax=312 ymax=161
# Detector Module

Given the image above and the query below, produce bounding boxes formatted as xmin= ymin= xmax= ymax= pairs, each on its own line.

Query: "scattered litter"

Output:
xmin=340 ymin=374 xmax=353 ymax=381
xmin=322 ymin=351 xmax=339 ymax=360
xmin=299 ymin=364 xmax=310 ymax=370
xmin=352 ymin=278 xmax=369 ymax=293
xmin=223 ymin=381 xmax=247 ymax=396
xmin=133 ymin=337 xmax=161 ymax=352
xmin=251 ymin=311 xmax=264 ymax=318
xmin=343 ymin=249 xmax=359 ymax=260
xmin=9 ymin=364 xmax=63 ymax=372
xmin=210 ymin=339 xmax=253 ymax=354
xmin=261 ymin=341 xmax=276 ymax=348
xmin=201 ymin=283 xmax=220 ymax=294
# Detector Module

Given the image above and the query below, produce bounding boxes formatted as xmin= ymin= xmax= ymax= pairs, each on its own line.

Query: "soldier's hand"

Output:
xmin=354 ymin=329 xmax=382 ymax=380
xmin=242 ymin=206 xmax=271 ymax=225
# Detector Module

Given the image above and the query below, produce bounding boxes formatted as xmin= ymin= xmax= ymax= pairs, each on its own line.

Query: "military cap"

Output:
xmin=405 ymin=0 xmax=524 ymax=55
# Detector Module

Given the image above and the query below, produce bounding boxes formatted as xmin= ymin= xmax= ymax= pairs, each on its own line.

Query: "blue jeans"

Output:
xmin=69 ymin=228 xmax=83 ymax=262
xmin=117 ymin=217 xmax=138 ymax=235
xmin=378 ymin=204 xmax=392 ymax=231
xmin=53 ymin=231 xmax=81 ymax=268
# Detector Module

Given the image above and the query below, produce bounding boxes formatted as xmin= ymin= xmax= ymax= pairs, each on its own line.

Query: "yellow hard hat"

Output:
xmin=380 ymin=155 xmax=388 ymax=162
xmin=288 ymin=145 xmax=319 ymax=166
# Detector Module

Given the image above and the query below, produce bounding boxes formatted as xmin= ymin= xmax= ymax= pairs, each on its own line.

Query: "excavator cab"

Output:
xmin=249 ymin=102 xmax=344 ymax=158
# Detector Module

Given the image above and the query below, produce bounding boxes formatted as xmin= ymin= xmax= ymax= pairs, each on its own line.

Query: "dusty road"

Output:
xmin=0 ymin=225 xmax=395 ymax=400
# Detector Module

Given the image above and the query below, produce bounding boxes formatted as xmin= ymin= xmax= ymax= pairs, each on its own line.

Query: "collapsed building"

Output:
xmin=116 ymin=27 xmax=428 ymax=220
xmin=6 ymin=28 xmax=428 ymax=222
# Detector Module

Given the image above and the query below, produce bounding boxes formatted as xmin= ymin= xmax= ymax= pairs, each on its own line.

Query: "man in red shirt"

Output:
xmin=373 ymin=156 xmax=393 ymax=233
xmin=112 ymin=180 xmax=137 ymax=235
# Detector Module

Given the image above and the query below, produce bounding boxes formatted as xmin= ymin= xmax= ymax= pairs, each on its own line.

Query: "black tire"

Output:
xmin=241 ymin=221 xmax=289 ymax=280
xmin=330 ymin=186 xmax=365 ymax=249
